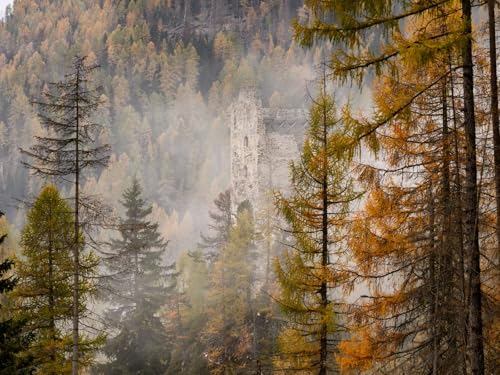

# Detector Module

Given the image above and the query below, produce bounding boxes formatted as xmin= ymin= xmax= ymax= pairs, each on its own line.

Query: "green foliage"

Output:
xmin=294 ymin=0 xmax=459 ymax=82
xmin=13 ymin=185 xmax=101 ymax=374
xmin=202 ymin=206 xmax=257 ymax=374
xmin=0 ymin=259 xmax=15 ymax=297
xmin=293 ymin=0 xmax=469 ymax=160
xmin=99 ymin=178 xmax=175 ymax=374
xmin=164 ymin=249 xmax=210 ymax=375
xmin=0 ymin=211 xmax=33 ymax=374
xmin=0 ymin=312 xmax=34 ymax=375
xmin=0 ymin=245 xmax=34 ymax=374
xmin=274 ymin=87 xmax=357 ymax=374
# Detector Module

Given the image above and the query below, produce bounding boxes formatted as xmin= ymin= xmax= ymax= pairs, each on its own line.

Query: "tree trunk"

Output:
xmin=134 ymin=250 xmax=139 ymax=305
xmin=461 ymin=1 xmax=484 ymax=374
xmin=72 ymin=68 xmax=80 ymax=375
xmin=319 ymin=85 xmax=328 ymax=375
xmin=428 ymin=183 xmax=438 ymax=375
xmin=441 ymin=77 xmax=461 ymax=370
xmin=449 ymin=57 xmax=468 ymax=375
xmin=48 ymin=200 xmax=56 ymax=372
xmin=488 ymin=0 xmax=500 ymax=259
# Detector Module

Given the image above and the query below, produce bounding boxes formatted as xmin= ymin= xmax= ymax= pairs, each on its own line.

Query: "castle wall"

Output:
xmin=229 ymin=90 xmax=307 ymax=289
xmin=229 ymin=90 xmax=264 ymax=213
xmin=230 ymin=90 xmax=307 ymax=218
xmin=262 ymin=133 xmax=299 ymax=196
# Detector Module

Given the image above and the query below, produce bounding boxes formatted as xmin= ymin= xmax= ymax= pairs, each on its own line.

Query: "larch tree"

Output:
xmin=20 ymin=55 xmax=111 ymax=375
xmin=199 ymin=190 xmax=233 ymax=265
xmin=99 ymin=178 xmax=175 ymax=374
xmin=13 ymin=185 xmax=101 ymax=374
xmin=202 ymin=204 xmax=256 ymax=375
xmin=273 ymin=82 xmax=357 ymax=375
xmin=337 ymin=51 xmax=468 ymax=373
xmin=164 ymin=249 xmax=210 ymax=375
xmin=293 ymin=1 xmax=485 ymax=372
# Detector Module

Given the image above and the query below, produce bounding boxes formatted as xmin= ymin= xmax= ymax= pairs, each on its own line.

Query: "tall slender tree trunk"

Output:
xmin=319 ymin=84 xmax=329 ymax=375
xmin=221 ymin=250 xmax=227 ymax=374
xmin=72 ymin=68 xmax=80 ymax=375
xmin=441 ymin=78 xmax=460 ymax=369
xmin=48 ymin=200 xmax=56 ymax=372
xmin=428 ymin=183 xmax=438 ymax=375
xmin=264 ymin=195 xmax=272 ymax=292
xmin=461 ymin=1 xmax=484 ymax=374
xmin=449 ymin=58 xmax=468 ymax=375
xmin=134 ymin=251 xmax=139 ymax=305
xmin=488 ymin=0 xmax=500 ymax=257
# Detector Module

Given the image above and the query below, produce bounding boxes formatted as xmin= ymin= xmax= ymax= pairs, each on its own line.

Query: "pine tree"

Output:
xmin=100 ymin=178 xmax=175 ymax=374
xmin=13 ymin=185 xmax=101 ymax=374
xmin=20 ymin=56 xmax=111 ymax=375
xmin=273 ymin=81 xmax=357 ymax=374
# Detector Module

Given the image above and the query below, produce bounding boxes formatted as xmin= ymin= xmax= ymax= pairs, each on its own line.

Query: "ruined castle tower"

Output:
xmin=229 ymin=89 xmax=308 ymax=217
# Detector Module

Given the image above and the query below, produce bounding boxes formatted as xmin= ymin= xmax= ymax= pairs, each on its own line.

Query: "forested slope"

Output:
xmin=0 ymin=0 xmax=321 ymax=251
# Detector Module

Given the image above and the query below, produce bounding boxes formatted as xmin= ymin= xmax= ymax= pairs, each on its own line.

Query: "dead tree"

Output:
xmin=20 ymin=56 xmax=111 ymax=375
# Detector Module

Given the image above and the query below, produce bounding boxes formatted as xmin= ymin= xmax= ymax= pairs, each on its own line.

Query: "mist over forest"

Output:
xmin=0 ymin=0 xmax=325 ymax=252
xmin=0 ymin=0 xmax=498 ymax=374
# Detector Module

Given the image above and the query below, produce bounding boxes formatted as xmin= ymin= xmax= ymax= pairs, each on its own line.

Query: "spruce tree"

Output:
xmin=13 ymin=185 xmax=100 ymax=374
xmin=100 ymin=178 xmax=174 ymax=374
xmin=274 ymin=82 xmax=357 ymax=374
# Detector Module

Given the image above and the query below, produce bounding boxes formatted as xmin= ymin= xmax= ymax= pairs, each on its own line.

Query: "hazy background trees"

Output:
xmin=0 ymin=0 xmax=498 ymax=374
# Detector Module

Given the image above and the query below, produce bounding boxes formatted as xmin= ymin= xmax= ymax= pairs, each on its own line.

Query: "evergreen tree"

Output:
xmin=0 ymin=261 xmax=34 ymax=375
xmin=13 ymin=185 xmax=100 ymax=374
xmin=100 ymin=178 xmax=174 ymax=374
xmin=273 ymin=82 xmax=357 ymax=374
xmin=164 ymin=249 xmax=210 ymax=375
xmin=202 ymin=204 xmax=256 ymax=374
xmin=0 ymin=210 xmax=33 ymax=374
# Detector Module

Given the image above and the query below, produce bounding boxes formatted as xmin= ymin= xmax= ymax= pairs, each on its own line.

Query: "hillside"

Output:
xmin=0 ymin=0 xmax=323 ymax=251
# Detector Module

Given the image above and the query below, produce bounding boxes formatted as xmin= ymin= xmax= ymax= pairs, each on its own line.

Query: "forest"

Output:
xmin=0 ymin=0 xmax=498 ymax=374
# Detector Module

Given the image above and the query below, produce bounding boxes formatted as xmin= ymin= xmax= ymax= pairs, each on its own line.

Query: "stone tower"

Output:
xmin=229 ymin=89 xmax=308 ymax=216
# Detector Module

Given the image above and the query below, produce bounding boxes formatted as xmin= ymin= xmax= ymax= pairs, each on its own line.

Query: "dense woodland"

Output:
xmin=0 ymin=0 xmax=499 ymax=374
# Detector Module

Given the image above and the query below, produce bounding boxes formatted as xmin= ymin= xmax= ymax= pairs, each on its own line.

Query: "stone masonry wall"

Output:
xmin=230 ymin=89 xmax=307 ymax=218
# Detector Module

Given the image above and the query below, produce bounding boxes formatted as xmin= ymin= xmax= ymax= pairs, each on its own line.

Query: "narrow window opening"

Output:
xmin=244 ymin=136 xmax=249 ymax=147
xmin=244 ymin=165 xmax=248 ymax=178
